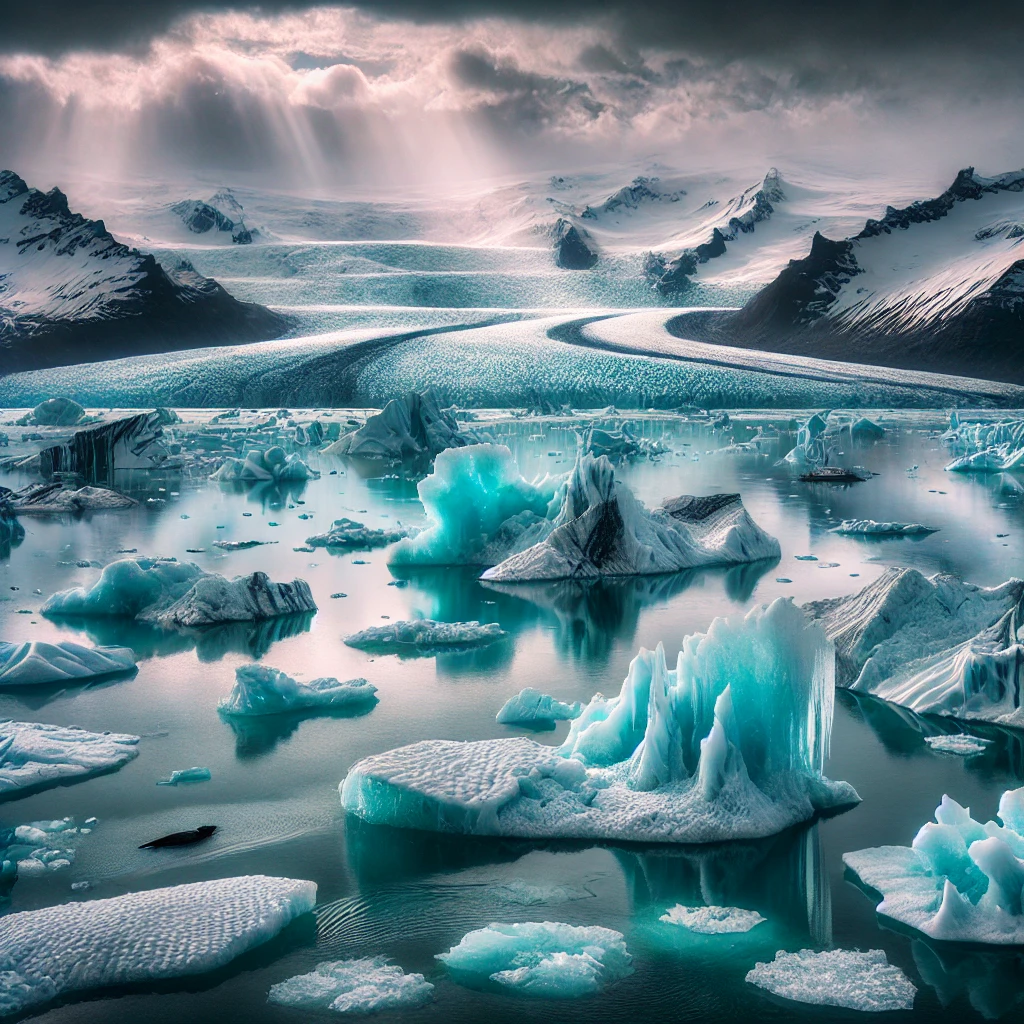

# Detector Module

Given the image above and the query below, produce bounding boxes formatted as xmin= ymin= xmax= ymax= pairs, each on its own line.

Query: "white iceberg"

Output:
xmin=218 ymin=664 xmax=377 ymax=716
xmin=946 ymin=447 xmax=1024 ymax=473
xmin=1 ymin=816 xmax=86 ymax=886
xmin=340 ymin=599 xmax=857 ymax=843
xmin=660 ymin=905 xmax=765 ymax=934
xmin=268 ymin=956 xmax=434 ymax=1013
xmin=211 ymin=446 xmax=318 ymax=483
xmin=344 ymin=619 xmax=506 ymax=656
xmin=924 ymin=734 xmax=992 ymax=755
xmin=805 ymin=567 xmax=1024 ymax=725
xmin=0 ymin=720 xmax=139 ymax=796
xmin=781 ymin=413 xmax=833 ymax=467
xmin=746 ymin=949 xmax=916 ymax=1011
xmin=0 ymin=641 xmax=136 ymax=687
xmin=41 ymin=558 xmax=316 ymax=630
xmin=582 ymin=425 xmax=668 ymax=463
xmin=496 ymin=688 xmax=582 ymax=726
xmin=437 ymin=921 xmax=632 ymax=998
xmin=830 ymin=520 xmax=936 ymax=536
xmin=307 ymin=518 xmax=408 ymax=550
xmin=844 ymin=789 xmax=1024 ymax=945
xmin=0 ymin=875 xmax=316 ymax=1017
xmin=481 ymin=452 xmax=780 ymax=582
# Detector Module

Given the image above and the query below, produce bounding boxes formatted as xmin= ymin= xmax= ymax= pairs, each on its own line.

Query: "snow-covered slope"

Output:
xmin=0 ymin=170 xmax=288 ymax=372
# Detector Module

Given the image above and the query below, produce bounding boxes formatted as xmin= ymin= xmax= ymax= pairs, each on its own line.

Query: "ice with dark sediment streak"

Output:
xmin=340 ymin=599 xmax=857 ymax=843
xmin=481 ymin=452 xmax=780 ymax=582
xmin=0 ymin=641 xmax=136 ymax=687
xmin=0 ymin=720 xmax=139 ymax=796
xmin=268 ymin=957 xmax=434 ymax=1013
xmin=496 ymin=688 xmax=582 ymax=726
xmin=660 ymin=905 xmax=765 ymax=934
xmin=844 ymin=788 xmax=1024 ymax=944
xmin=210 ymin=446 xmax=317 ymax=483
xmin=41 ymin=557 xmax=316 ymax=630
xmin=805 ymin=567 xmax=1024 ymax=725
xmin=11 ymin=483 xmax=137 ymax=514
xmin=389 ymin=443 xmax=560 ymax=568
xmin=830 ymin=519 xmax=936 ymax=536
xmin=218 ymin=664 xmax=377 ymax=716
xmin=344 ymin=619 xmax=506 ymax=655
xmin=0 ymin=875 xmax=316 ymax=1016
xmin=306 ymin=518 xmax=408 ymax=550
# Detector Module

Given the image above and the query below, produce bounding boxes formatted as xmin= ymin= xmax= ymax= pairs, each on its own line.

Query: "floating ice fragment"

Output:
xmin=496 ymin=688 xmax=582 ymax=726
xmin=307 ymin=518 xmax=408 ymax=550
xmin=212 ymin=540 xmax=276 ymax=550
xmin=924 ymin=734 xmax=992 ymax=755
xmin=156 ymin=766 xmax=211 ymax=786
xmin=660 ymin=905 xmax=765 ymax=934
xmin=218 ymin=665 xmax=377 ymax=716
xmin=268 ymin=956 xmax=434 ymax=1013
xmin=794 ymin=555 xmax=818 ymax=561
xmin=0 ymin=641 xmax=136 ymax=687
xmin=11 ymin=483 xmax=137 ymax=514
xmin=831 ymin=520 xmax=937 ymax=536
xmin=344 ymin=619 xmax=506 ymax=656
xmin=211 ymin=447 xmax=318 ymax=483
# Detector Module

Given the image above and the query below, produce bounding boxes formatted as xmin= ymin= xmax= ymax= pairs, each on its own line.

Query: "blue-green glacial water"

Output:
xmin=3 ymin=411 xmax=1024 ymax=1022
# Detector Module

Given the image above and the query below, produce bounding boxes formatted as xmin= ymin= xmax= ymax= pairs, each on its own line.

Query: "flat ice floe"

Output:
xmin=437 ymin=921 xmax=632 ymax=998
xmin=0 ymin=875 xmax=316 ymax=1016
xmin=830 ymin=520 xmax=936 ymax=536
xmin=660 ymin=905 xmax=765 ymax=934
xmin=0 ymin=720 xmax=139 ymax=796
xmin=0 ymin=641 xmax=136 ymax=687
xmin=344 ymin=619 xmax=506 ymax=656
xmin=844 ymin=788 xmax=1024 ymax=945
xmin=218 ymin=664 xmax=377 ymax=716
xmin=268 ymin=957 xmax=434 ymax=1013
xmin=306 ymin=517 xmax=408 ymax=550
xmin=805 ymin=567 xmax=1024 ymax=725
xmin=924 ymin=734 xmax=992 ymax=755
xmin=340 ymin=599 xmax=857 ymax=843
xmin=746 ymin=949 xmax=916 ymax=1011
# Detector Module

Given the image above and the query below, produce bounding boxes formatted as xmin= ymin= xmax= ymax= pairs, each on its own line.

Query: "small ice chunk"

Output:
xmin=157 ymin=766 xmax=211 ymax=786
xmin=924 ymin=734 xmax=992 ymax=755
xmin=0 ymin=641 xmax=136 ymax=687
xmin=496 ymin=688 xmax=582 ymax=725
xmin=306 ymin=518 xmax=408 ymax=550
xmin=746 ymin=949 xmax=916 ymax=1011
xmin=831 ymin=520 xmax=936 ymax=536
xmin=660 ymin=904 xmax=765 ymax=934
xmin=218 ymin=664 xmax=377 ymax=716
xmin=344 ymin=619 xmax=506 ymax=655
xmin=268 ymin=956 xmax=434 ymax=1013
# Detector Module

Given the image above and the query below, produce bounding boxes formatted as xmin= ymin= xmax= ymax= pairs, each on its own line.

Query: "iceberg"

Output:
xmin=830 ymin=519 xmax=936 ymax=536
xmin=156 ymin=766 xmax=212 ymax=786
xmin=946 ymin=447 xmax=1024 ymax=473
xmin=11 ymin=483 xmax=137 ymax=514
xmin=481 ymin=453 xmax=780 ymax=582
xmin=0 ymin=875 xmax=316 ymax=1017
xmin=582 ymin=425 xmax=668 ymax=463
xmin=26 ymin=397 xmax=85 ymax=427
xmin=659 ymin=905 xmax=765 ymax=934
xmin=437 ymin=922 xmax=632 ymax=998
xmin=805 ymin=567 xmax=1024 ymax=725
xmin=844 ymin=789 xmax=1024 ymax=944
xmin=210 ymin=446 xmax=318 ymax=483
xmin=345 ymin=619 xmax=506 ymax=656
xmin=340 ymin=599 xmax=857 ymax=843
xmin=0 ymin=720 xmax=139 ymax=796
xmin=0 ymin=498 xmax=24 ymax=555
xmin=0 ymin=641 xmax=136 ymax=687
xmin=496 ymin=688 xmax=582 ymax=726
xmin=924 ymin=734 xmax=991 ymax=755
xmin=268 ymin=957 xmax=434 ymax=1013
xmin=781 ymin=413 xmax=833 ymax=468
xmin=306 ymin=518 xmax=408 ymax=550
xmin=218 ymin=664 xmax=377 ymax=716
xmin=746 ymin=949 xmax=917 ymax=1011
xmin=1 ymin=816 xmax=85 ymax=889
xmin=943 ymin=415 xmax=1024 ymax=472
xmin=41 ymin=558 xmax=316 ymax=630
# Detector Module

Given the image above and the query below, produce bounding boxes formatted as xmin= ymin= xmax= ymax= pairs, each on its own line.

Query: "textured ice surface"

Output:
xmin=437 ymin=922 xmax=632 ymax=998
xmin=746 ymin=949 xmax=916 ymax=1011
xmin=806 ymin=567 xmax=1024 ymax=724
xmin=781 ymin=413 xmax=832 ymax=468
xmin=11 ymin=483 xmax=137 ymax=514
xmin=389 ymin=443 xmax=560 ymax=567
xmin=660 ymin=905 xmax=766 ymax=934
xmin=582 ymin=425 xmax=668 ymax=463
xmin=307 ymin=518 xmax=408 ymax=550
xmin=845 ymin=788 xmax=1024 ymax=944
xmin=1 ymin=816 xmax=86 ymax=888
xmin=341 ymin=599 xmax=857 ymax=843
xmin=0 ymin=641 xmax=136 ymax=687
xmin=0 ymin=720 xmax=139 ymax=796
xmin=943 ymin=415 xmax=1024 ymax=472
xmin=496 ymin=688 xmax=582 ymax=725
xmin=481 ymin=453 xmax=780 ymax=582
xmin=156 ymin=766 xmax=211 ymax=785
xmin=0 ymin=875 xmax=316 ymax=1016
xmin=831 ymin=520 xmax=936 ymax=536
xmin=924 ymin=734 xmax=992 ymax=755
xmin=268 ymin=957 xmax=434 ymax=1013
xmin=211 ymin=446 xmax=317 ymax=483
xmin=344 ymin=619 xmax=506 ymax=655
xmin=219 ymin=664 xmax=377 ymax=716
xmin=42 ymin=558 xmax=316 ymax=630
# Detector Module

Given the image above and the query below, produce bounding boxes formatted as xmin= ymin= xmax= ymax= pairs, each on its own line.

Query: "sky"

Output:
xmin=2 ymin=1 xmax=1022 ymax=192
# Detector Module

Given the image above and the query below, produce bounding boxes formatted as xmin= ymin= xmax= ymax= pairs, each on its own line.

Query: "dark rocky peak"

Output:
xmin=581 ymin=175 xmax=685 ymax=219
xmin=0 ymin=170 xmax=29 ymax=203
xmin=551 ymin=217 xmax=598 ymax=269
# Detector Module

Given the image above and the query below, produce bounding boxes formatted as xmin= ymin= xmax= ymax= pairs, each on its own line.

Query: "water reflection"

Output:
xmin=222 ymin=699 xmax=378 ymax=759
xmin=913 ymin=941 xmax=1024 ymax=1020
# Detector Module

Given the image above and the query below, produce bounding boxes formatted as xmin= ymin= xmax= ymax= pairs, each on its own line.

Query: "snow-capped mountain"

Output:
xmin=686 ymin=167 xmax=1024 ymax=382
xmin=171 ymin=188 xmax=259 ymax=244
xmin=0 ymin=170 xmax=288 ymax=372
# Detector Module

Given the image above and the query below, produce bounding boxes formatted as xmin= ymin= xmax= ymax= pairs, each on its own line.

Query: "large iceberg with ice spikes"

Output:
xmin=805 ymin=567 xmax=1024 ymax=725
xmin=340 ymin=598 xmax=857 ymax=843
xmin=943 ymin=414 xmax=1024 ymax=472
xmin=218 ymin=664 xmax=377 ymax=716
xmin=41 ymin=557 xmax=316 ymax=630
xmin=844 ymin=789 xmax=1024 ymax=945
xmin=480 ymin=452 xmax=780 ymax=582
xmin=0 ymin=641 xmax=136 ymax=687
xmin=388 ymin=443 xmax=561 ymax=567
xmin=0 ymin=875 xmax=316 ymax=1017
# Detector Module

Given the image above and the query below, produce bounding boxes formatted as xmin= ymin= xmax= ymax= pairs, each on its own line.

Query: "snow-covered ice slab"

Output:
xmin=660 ymin=905 xmax=765 ymax=934
xmin=341 ymin=599 xmax=857 ymax=843
xmin=218 ymin=665 xmax=377 ymax=716
xmin=0 ymin=641 xmax=136 ymax=687
xmin=831 ymin=520 xmax=936 ymax=536
xmin=746 ymin=949 xmax=916 ymax=1011
xmin=0 ymin=721 xmax=139 ymax=797
xmin=844 ymin=788 xmax=1024 ymax=945
xmin=924 ymin=734 xmax=992 ymax=755
xmin=268 ymin=957 xmax=434 ymax=1013
xmin=437 ymin=922 xmax=632 ymax=998
xmin=496 ymin=688 xmax=582 ymax=726
xmin=0 ymin=875 xmax=316 ymax=1016
xmin=344 ymin=619 xmax=506 ymax=656
xmin=805 ymin=567 xmax=1024 ymax=725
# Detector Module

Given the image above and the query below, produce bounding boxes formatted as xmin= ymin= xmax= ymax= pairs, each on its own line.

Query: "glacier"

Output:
xmin=496 ymin=688 xmax=582 ymax=726
xmin=0 ymin=875 xmax=316 ymax=1016
xmin=0 ymin=720 xmax=139 ymax=796
xmin=745 ymin=949 xmax=916 ymax=1011
xmin=436 ymin=921 xmax=632 ymax=998
xmin=344 ymin=619 xmax=506 ymax=656
xmin=659 ymin=905 xmax=765 ymax=934
xmin=0 ymin=640 xmax=136 ymax=687
xmin=340 ymin=599 xmax=858 ymax=843
xmin=805 ymin=567 xmax=1024 ymax=725
xmin=218 ymin=664 xmax=377 ymax=716
xmin=268 ymin=957 xmax=434 ymax=1013
xmin=844 ymin=789 xmax=1024 ymax=945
